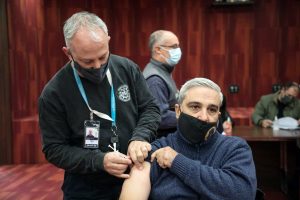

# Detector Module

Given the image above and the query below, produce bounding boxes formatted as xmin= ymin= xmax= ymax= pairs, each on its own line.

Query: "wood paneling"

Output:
xmin=5 ymin=0 xmax=300 ymax=163
xmin=0 ymin=0 xmax=12 ymax=164
xmin=7 ymin=0 xmax=48 ymax=164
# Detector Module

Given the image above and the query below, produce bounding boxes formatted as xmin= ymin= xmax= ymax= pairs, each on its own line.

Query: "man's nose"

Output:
xmin=196 ymin=109 xmax=209 ymax=122
xmin=93 ymin=60 xmax=102 ymax=69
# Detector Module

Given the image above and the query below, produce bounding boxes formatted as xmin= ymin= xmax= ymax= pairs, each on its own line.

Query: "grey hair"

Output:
xmin=148 ymin=30 xmax=172 ymax=55
xmin=63 ymin=11 xmax=108 ymax=48
xmin=178 ymin=78 xmax=223 ymax=105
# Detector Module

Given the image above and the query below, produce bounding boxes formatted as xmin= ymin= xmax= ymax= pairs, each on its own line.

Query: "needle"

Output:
xmin=108 ymin=145 xmax=128 ymax=159
xmin=108 ymin=144 xmax=118 ymax=152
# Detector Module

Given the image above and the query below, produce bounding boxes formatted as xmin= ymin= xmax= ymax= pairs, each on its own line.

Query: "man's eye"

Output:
xmin=84 ymin=61 xmax=93 ymax=65
xmin=208 ymin=108 xmax=218 ymax=115
xmin=191 ymin=105 xmax=200 ymax=111
xmin=99 ymin=56 xmax=106 ymax=62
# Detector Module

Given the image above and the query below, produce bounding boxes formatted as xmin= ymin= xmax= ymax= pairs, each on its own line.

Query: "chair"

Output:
xmin=272 ymin=84 xmax=281 ymax=93
xmin=255 ymin=188 xmax=265 ymax=200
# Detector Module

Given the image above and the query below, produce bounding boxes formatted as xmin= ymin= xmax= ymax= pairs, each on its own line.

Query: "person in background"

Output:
xmin=143 ymin=30 xmax=182 ymax=137
xmin=119 ymin=77 xmax=257 ymax=200
xmin=252 ymin=81 xmax=300 ymax=128
xmin=217 ymin=94 xmax=234 ymax=135
xmin=38 ymin=11 xmax=160 ymax=200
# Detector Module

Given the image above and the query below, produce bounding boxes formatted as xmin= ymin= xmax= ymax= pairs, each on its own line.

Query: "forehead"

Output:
xmin=183 ymin=86 xmax=221 ymax=106
xmin=161 ymin=32 xmax=179 ymax=45
xmin=286 ymin=86 xmax=299 ymax=97
xmin=70 ymin=28 xmax=108 ymax=58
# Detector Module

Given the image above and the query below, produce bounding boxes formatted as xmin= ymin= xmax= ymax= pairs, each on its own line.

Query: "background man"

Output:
xmin=252 ymin=81 xmax=300 ymax=128
xmin=143 ymin=30 xmax=182 ymax=137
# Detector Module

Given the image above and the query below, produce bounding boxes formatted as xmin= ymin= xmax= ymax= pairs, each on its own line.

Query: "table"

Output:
xmin=232 ymin=126 xmax=300 ymax=198
xmin=232 ymin=126 xmax=300 ymax=141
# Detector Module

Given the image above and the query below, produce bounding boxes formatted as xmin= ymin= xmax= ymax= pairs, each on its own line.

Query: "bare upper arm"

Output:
xmin=119 ymin=162 xmax=151 ymax=200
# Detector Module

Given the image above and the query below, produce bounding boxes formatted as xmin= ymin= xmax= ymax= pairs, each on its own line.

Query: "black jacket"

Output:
xmin=39 ymin=54 xmax=161 ymax=199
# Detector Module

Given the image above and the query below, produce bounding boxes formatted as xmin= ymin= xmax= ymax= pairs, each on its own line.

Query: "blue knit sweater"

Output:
xmin=149 ymin=130 xmax=257 ymax=200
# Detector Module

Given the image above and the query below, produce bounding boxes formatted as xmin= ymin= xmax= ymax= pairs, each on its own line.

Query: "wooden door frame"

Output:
xmin=0 ymin=0 xmax=12 ymax=164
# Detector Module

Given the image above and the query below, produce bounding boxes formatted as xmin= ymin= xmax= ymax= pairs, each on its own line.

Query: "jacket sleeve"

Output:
xmin=39 ymin=95 xmax=105 ymax=173
xmin=252 ymin=97 xmax=267 ymax=125
xmin=169 ymin=140 xmax=257 ymax=200
xmin=128 ymin=63 xmax=161 ymax=143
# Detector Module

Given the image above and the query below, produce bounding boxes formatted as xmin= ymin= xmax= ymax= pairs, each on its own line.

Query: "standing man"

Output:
xmin=143 ymin=30 xmax=182 ymax=137
xmin=38 ymin=11 xmax=160 ymax=200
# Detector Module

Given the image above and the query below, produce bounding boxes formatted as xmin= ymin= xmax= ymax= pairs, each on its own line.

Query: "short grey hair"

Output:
xmin=148 ymin=30 xmax=172 ymax=55
xmin=63 ymin=11 xmax=108 ymax=48
xmin=178 ymin=78 xmax=223 ymax=105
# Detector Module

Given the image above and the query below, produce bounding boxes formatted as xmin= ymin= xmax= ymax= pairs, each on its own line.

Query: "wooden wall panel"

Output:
xmin=251 ymin=0 xmax=300 ymax=104
xmin=7 ymin=0 xmax=47 ymax=163
xmin=5 ymin=0 xmax=300 ymax=163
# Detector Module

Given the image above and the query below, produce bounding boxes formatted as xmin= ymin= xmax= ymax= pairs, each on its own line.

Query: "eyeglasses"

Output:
xmin=160 ymin=44 xmax=180 ymax=49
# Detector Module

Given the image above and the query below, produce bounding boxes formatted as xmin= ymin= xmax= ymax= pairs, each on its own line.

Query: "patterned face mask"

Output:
xmin=178 ymin=112 xmax=217 ymax=144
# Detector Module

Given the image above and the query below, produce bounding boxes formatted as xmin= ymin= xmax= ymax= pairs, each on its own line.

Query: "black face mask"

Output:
xmin=280 ymin=95 xmax=293 ymax=105
xmin=178 ymin=112 xmax=217 ymax=144
xmin=73 ymin=60 xmax=109 ymax=84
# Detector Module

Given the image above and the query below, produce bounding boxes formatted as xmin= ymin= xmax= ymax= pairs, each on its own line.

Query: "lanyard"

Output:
xmin=72 ymin=65 xmax=116 ymax=127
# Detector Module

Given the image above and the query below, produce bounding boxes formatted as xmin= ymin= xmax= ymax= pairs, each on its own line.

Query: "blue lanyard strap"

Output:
xmin=72 ymin=65 xmax=89 ymax=106
xmin=111 ymin=84 xmax=116 ymax=127
xmin=72 ymin=65 xmax=116 ymax=126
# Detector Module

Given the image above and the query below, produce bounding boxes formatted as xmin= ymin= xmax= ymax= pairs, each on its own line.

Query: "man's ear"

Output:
xmin=154 ymin=46 xmax=162 ymax=55
xmin=62 ymin=47 xmax=72 ymax=60
xmin=175 ymin=104 xmax=181 ymax=119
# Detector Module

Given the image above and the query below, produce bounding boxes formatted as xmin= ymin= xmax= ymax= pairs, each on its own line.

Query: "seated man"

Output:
xmin=119 ymin=78 xmax=257 ymax=200
xmin=252 ymin=81 xmax=300 ymax=128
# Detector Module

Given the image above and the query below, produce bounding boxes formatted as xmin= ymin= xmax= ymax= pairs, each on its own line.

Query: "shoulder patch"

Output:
xmin=117 ymin=84 xmax=131 ymax=102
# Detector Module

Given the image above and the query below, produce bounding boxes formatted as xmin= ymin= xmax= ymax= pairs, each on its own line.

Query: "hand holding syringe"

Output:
xmin=108 ymin=144 xmax=128 ymax=159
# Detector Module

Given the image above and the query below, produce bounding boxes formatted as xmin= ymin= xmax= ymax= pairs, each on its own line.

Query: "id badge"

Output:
xmin=84 ymin=120 xmax=100 ymax=149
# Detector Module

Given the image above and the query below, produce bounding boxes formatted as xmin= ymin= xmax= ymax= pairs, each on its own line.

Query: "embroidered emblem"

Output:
xmin=117 ymin=85 xmax=131 ymax=102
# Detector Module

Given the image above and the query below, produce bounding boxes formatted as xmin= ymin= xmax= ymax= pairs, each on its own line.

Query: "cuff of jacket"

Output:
xmin=129 ymin=129 xmax=156 ymax=144
xmin=93 ymin=150 xmax=106 ymax=171
xmin=170 ymin=153 xmax=192 ymax=181
xmin=258 ymin=119 xmax=263 ymax=126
